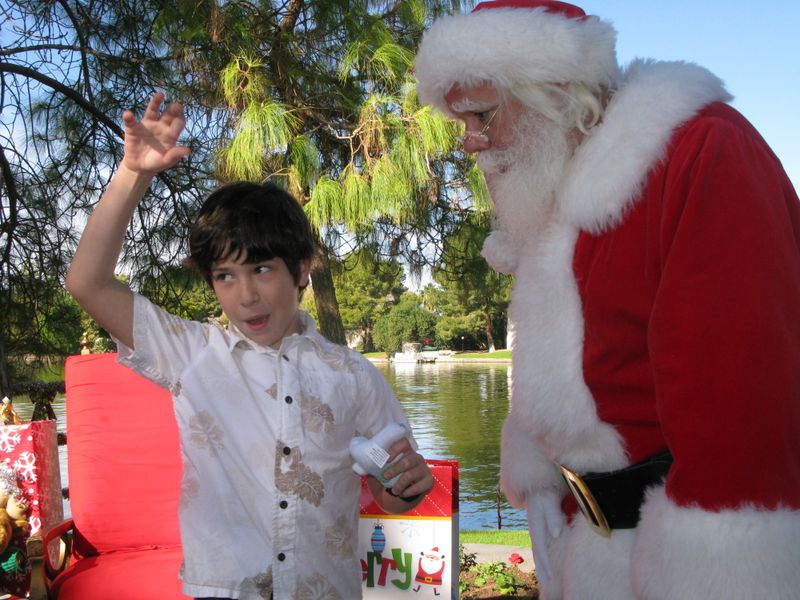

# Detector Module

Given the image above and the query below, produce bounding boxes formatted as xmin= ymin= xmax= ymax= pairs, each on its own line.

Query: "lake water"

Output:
xmin=376 ymin=361 xmax=526 ymax=531
xmin=15 ymin=361 xmax=525 ymax=531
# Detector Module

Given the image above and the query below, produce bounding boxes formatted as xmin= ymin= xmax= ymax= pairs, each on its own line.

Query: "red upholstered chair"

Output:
xmin=42 ymin=353 xmax=190 ymax=599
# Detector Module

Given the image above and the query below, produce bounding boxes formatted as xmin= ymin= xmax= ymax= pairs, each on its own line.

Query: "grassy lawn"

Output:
xmin=456 ymin=350 xmax=512 ymax=359
xmin=461 ymin=529 xmax=530 ymax=546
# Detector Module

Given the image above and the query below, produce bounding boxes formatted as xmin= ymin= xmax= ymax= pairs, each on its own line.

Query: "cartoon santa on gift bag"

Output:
xmin=413 ymin=546 xmax=446 ymax=595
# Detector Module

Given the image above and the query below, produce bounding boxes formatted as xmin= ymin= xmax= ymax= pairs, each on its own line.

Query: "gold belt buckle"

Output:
xmin=559 ymin=464 xmax=612 ymax=538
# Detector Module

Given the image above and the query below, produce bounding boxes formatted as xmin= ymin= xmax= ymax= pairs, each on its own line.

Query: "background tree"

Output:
xmin=427 ymin=216 xmax=512 ymax=350
xmin=139 ymin=266 xmax=221 ymax=323
xmin=2 ymin=271 xmax=84 ymax=385
xmin=0 ymin=0 xmax=208 ymax=393
xmin=331 ymin=247 xmax=405 ymax=351
xmin=422 ymin=283 xmax=484 ymax=350
xmin=0 ymin=0 xmax=490 ymax=391
xmin=156 ymin=0 xmax=477 ymax=345
xmin=372 ymin=292 xmax=437 ymax=353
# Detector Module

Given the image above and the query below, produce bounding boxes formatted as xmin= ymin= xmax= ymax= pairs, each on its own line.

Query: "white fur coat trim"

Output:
xmin=414 ymin=7 xmax=619 ymax=116
xmin=560 ymin=59 xmax=732 ymax=233
xmin=501 ymin=219 xmax=629 ymax=503
xmin=538 ymin=486 xmax=800 ymax=599
xmin=630 ymin=486 xmax=800 ymax=599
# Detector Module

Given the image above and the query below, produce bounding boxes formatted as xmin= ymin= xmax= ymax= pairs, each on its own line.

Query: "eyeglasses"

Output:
xmin=457 ymin=104 xmax=502 ymax=145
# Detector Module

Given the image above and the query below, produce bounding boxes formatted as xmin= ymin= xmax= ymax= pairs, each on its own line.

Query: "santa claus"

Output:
xmin=415 ymin=1 xmax=800 ymax=598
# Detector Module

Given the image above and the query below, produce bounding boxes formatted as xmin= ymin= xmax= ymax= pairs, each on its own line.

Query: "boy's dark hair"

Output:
xmin=189 ymin=182 xmax=316 ymax=288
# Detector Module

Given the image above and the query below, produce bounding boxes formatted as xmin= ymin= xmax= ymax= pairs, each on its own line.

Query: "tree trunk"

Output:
xmin=0 ymin=340 xmax=8 ymax=397
xmin=310 ymin=245 xmax=346 ymax=346
xmin=483 ymin=309 xmax=496 ymax=353
xmin=362 ymin=326 xmax=374 ymax=352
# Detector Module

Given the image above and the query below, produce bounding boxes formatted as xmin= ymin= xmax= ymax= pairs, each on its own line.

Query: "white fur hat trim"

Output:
xmin=415 ymin=2 xmax=619 ymax=115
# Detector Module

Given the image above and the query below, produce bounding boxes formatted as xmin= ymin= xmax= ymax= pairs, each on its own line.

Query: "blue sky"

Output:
xmin=578 ymin=0 xmax=800 ymax=190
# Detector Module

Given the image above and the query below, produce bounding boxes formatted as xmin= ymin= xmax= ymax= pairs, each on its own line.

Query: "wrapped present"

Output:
xmin=358 ymin=459 xmax=459 ymax=599
xmin=0 ymin=420 xmax=63 ymax=597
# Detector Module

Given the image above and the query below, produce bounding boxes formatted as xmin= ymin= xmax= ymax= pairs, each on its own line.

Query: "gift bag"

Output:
xmin=0 ymin=420 xmax=63 ymax=597
xmin=358 ymin=459 xmax=459 ymax=599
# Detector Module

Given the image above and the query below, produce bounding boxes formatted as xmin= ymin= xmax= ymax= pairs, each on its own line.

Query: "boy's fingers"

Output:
xmin=145 ymin=92 xmax=164 ymax=117
xmin=385 ymin=449 xmax=415 ymax=478
xmin=387 ymin=452 xmax=433 ymax=496
xmin=395 ymin=468 xmax=433 ymax=498
xmin=389 ymin=438 xmax=412 ymax=456
xmin=161 ymin=102 xmax=185 ymax=126
xmin=166 ymin=114 xmax=187 ymax=139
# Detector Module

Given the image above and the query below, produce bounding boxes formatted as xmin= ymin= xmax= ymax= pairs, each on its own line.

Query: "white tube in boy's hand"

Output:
xmin=349 ymin=423 xmax=409 ymax=487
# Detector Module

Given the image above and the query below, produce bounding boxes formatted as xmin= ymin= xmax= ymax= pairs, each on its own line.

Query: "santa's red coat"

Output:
xmin=499 ymin=59 xmax=800 ymax=599
xmin=575 ymin=98 xmax=800 ymax=510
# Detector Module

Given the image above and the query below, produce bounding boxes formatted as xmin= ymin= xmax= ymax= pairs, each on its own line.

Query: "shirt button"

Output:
xmin=277 ymin=552 xmax=286 ymax=561
xmin=282 ymin=355 xmax=290 ymax=362
xmin=283 ymin=446 xmax=291 ymax=455
xmin=280 ymin=500 xmax=288 ymax=509
xmin=284 ymin=395 xmax=293 ymax=404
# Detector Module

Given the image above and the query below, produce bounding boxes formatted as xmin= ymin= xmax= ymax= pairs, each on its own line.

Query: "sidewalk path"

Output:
xmin=462 ymin=543 xmax=536 ymax=573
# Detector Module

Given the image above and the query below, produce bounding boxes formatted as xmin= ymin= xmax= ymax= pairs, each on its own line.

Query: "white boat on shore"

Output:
xmin=390 ymin=342 xmax=437 ymax=364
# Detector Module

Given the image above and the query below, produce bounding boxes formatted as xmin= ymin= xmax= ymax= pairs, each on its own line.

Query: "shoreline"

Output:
xmin=366 ymin=356 xmax=511 ymax=364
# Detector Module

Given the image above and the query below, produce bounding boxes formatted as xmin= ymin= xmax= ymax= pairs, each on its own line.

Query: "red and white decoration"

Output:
xmin=0 ymin=420 xmax=63 ymax=597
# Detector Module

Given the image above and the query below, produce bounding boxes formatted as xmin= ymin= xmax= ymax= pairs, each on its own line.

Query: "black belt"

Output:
xmin=559 ymin=450 xmax=673 ymax=537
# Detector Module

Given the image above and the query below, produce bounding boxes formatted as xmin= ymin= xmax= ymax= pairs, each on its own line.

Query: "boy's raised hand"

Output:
xmin=121 ymin=91 xmax=191 ymax=175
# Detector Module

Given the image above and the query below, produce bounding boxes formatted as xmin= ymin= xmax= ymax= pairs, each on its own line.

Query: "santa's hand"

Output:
xmin=527 ymin=491 xmax=564 ymax=587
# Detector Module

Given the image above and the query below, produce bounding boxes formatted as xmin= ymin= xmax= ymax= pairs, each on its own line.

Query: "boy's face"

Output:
xmin=210 ymin=251 xmax=310 ymax=349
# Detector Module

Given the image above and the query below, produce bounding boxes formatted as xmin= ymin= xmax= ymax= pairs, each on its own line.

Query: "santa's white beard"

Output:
xmin=478 ymin=114 xmax=573 ymax=264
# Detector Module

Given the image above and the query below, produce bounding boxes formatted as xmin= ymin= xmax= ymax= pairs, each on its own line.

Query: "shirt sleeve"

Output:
xmin=649 ymin=109 xmax=800 ymax=511
xmin=351 ymin=354 xmax=418 ymax=449
xmin=113 ymin=292 xmax=212 ymax=393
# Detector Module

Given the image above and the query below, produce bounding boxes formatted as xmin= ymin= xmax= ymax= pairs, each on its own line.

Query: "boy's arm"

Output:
xmin=65 ymin=93 xmax=190 ymax=349
xmin=367 ymin=438 xmax=434 ymax=514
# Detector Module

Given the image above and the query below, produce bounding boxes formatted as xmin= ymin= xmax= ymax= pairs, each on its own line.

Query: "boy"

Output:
xmin=66 ymin=92 xmax=434 ymax=599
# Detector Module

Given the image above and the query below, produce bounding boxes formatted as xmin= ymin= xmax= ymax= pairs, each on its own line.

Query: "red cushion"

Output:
xmin=64 ymin=354 xmax=182 ymax=557
xmin=50 ymin=545 xmax=190 ymax=599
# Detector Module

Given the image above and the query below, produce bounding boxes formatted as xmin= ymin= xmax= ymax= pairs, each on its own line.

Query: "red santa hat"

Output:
xmin=414 ymin=0 xmax=619 ymax=115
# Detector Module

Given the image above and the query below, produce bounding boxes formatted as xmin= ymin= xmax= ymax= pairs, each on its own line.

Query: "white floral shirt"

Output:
xmin=115 ymin=292 xmax=412 ymax=599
